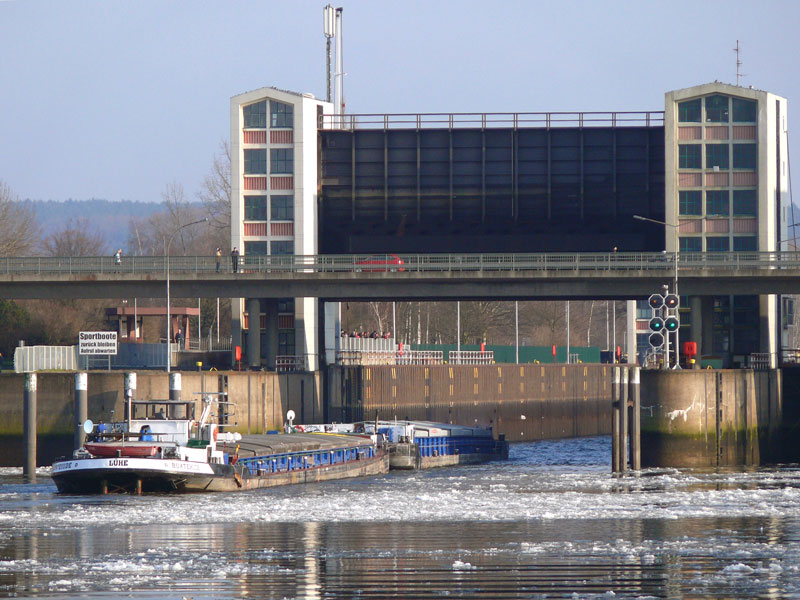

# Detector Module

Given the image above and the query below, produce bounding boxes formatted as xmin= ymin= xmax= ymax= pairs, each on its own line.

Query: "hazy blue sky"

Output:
xmin=2 ymin=0 xmax=798 ymax=203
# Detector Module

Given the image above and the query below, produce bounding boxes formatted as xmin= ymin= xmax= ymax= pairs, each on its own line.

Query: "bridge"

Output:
xmin=2 ymin=252 xmax=800 ymax=300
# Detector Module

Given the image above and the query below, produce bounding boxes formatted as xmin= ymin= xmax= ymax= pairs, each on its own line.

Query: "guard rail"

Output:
xmin=2 ymin=252 xmax=800 ymax=276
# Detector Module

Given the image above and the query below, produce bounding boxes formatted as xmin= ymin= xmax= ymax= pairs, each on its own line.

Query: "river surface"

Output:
xmin=1 ymin=436 xmax=799 ymax=599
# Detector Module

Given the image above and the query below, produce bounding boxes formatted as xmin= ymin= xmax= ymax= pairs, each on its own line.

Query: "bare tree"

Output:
xmin=0 ymin=180 xmax=39 ymax=256
xmin=41 ymin=218 xmax=106 ymax=256
xmin=198 ymin=140 xmax=231 ymax=248
xmin=127 ymin=182 xmax=208 ymax=256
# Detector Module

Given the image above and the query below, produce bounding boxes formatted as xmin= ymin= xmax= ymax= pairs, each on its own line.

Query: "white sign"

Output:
xmin=79 ymin=331 xmax=118 ymax=355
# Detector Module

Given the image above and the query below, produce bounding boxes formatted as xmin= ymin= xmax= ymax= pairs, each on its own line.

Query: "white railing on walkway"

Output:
xmin=339 ymin=337 xmax=396 ymax=353
xmin=748 ymin=353 xmax=773 ymax=370
xmin=276 ymin=355 xmax=308 ymax=372
xmin=448 ymin=351 xmax=494 ymax=365
xmin=335 ymin=350 xmax=445 ymax=366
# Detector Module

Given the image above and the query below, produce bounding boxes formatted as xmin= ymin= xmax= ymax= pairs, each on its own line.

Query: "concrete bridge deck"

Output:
xmin=2 ymin=252 xmax=800 ymax=300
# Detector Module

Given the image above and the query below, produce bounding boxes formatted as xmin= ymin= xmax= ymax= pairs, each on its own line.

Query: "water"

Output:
xmin=2 ymin=436 xmax=800 ymax=599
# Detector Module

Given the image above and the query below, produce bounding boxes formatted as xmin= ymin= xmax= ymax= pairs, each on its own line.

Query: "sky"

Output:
xmin=1 ymin=0 xmax=799 ymax=204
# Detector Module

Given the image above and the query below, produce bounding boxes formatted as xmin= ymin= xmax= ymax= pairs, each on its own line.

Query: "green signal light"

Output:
xmin=665 ymin=316 xmax=680 ymax=332
xmin=649 ymin=317 xmax=664 ymax=332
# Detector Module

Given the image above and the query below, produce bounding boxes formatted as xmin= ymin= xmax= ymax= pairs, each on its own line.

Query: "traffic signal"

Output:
xmin=664 ymin=316 xmax=680 ymax=332
xmin=649 ymin=317 xmax=664 ymax=332
xmin=648 ymin=294 xmax=664 ymax=309
xmin=664 ymin=294 xmax=680 ymax=309
xmin=649 ymin=332 xmax=664 ymax=348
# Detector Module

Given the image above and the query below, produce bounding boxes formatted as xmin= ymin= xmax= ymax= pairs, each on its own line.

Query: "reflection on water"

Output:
xmin=1 ymin=437 xmax=799 ymax=599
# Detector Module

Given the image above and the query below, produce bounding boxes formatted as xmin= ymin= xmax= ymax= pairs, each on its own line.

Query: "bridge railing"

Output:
xmin=320 ymin=111 xmax=665 ymax=130
xmin=4 ymin=251 xmax=800 ymax=276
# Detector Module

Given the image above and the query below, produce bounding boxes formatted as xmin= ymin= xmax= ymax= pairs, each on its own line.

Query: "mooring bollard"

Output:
xmin=23 ymin=373 xmax=37 ymax=481
xmin=170 ymin=372 xmax=181 ymax=403
xmin=74 ymin=372 xmax=88 ymax=450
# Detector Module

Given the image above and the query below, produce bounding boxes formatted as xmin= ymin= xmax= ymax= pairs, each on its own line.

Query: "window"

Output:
xmin=277 ymin=298 xmax=294 ymax=313
xmin=636 ymin=300 xmax=651 ymax=319
xmin=244 ymin=149 xmax=267 ymax=174
xmin=707 ymin=237 xmax=730 ymax=252
xmin=733 ymin=189 xmax=757 ymax=216
xmin=679 ymin=144 xmax=701 ymax=169
xmin=270 ymin=148 xmax=293 ymax=174
xmin=278 ymin=331 xmax=295 ymax=356
xmin=706 ymin=144 xmax=729 ymax=169
xmin=705 ymin=95 xmax=729 ymax=122
xmin=271 ymin=101 xmax=294 ymax=128
xmin=733 ymin=144 xmax=757 ymax=169
xmin=243 ymin=101 xmax=267 ymax=128
xmin=733 ymin=236 xmax=758 ymax=251
xmin=706 ymin=190 xmax=729 ymax=216
xmin=732 ymin=98 xmax=757 ymax=122
xmin=679 ymin=190 xmax=702 ymax=215
xmin=244 ymin=195 xmax=267 ymax=220
xmin=271 ymin=195 xmax=293 ymax=220
xmin=680 ymin=237 xmax=702 ymax=252
xmin=271 ymin=240 xmax=294 ymax=255
xmin=678 ymin=99 xmax=701 ymax=122
xmin=244 ymin=241 xmax=268 ymax=255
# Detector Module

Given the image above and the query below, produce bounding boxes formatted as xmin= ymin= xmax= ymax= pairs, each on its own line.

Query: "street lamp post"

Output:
xmin=633 ymin=214 xmax=680 ymax=369
xmin=165 ymin=218 xmax=208 ymax=373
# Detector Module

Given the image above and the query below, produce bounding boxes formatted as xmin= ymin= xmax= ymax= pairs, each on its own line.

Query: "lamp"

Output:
xmin=165 ymin=218 xmax=208 ymax=373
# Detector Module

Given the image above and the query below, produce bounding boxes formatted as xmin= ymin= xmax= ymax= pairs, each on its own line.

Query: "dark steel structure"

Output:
xmin=318 ymin=112 xmax=665 ymax=254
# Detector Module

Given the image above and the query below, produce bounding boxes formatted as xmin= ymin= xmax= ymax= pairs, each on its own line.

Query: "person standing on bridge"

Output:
xmin=215 ymin=247 xmax=221 ymax=273
xmin=113 ymin=248 xmax=122 ymax=271
xmin=231 ymin=247 xmax=239 ymax=273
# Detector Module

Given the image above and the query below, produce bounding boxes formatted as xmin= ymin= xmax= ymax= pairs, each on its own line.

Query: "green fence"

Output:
xmin=410 ymin=344 xmax=602 ymax=364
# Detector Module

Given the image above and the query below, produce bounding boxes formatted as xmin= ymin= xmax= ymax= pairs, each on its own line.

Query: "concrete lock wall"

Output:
xmin=328 ymin=364 xmax=612 ymax=442
xmin=0 ymin=371 xmax=322 ymax=467
xmin=639 ymin=369 xmax=782 ymax=468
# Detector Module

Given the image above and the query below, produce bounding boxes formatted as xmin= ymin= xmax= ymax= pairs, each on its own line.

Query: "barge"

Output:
xmin=51 ymin=395 xmax=388 ymax=494
xmin=304 ymin=420 xmax=509 ymax=470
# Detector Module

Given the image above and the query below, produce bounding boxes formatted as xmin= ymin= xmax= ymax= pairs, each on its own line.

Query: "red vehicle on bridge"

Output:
xmin=355 ymin=254 xmax=405 ymax=272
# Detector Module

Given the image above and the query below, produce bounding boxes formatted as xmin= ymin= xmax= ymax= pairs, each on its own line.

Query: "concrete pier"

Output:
xmin=639 ymin=369 xmax=782 ymax=467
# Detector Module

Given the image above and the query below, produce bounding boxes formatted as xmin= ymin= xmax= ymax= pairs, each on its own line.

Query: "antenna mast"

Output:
xmin=334 ymin=7 xmax=344 ymax=126
xmin=323 ymin=5 xmax=335 ymax=103
xmin=733 ymin=40 xmax=744 ymax=86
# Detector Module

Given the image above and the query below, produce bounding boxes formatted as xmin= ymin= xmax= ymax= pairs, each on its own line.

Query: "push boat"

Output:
xmin=51 ymin=395 xmax=388 ymax=494
xmin=303 ymin=420 xmax=509 ymax=470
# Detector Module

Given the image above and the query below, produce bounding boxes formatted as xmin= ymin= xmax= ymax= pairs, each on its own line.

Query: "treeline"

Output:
xmin=0 ymin=143 xmax=232 ymax=359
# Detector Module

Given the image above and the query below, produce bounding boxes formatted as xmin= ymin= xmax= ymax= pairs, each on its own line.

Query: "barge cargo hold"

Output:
xmin=52 ymin=396 xmax=388 ymax=495
xmin=305 ymin=421 xmax=509 ymax=470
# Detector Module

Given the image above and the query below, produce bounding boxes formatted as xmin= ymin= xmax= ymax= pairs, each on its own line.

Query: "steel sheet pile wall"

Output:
xmin=0 ymin=371 xmax=322 ymax=467
xmin=330 ymin=364 xmax=611 ymax=442
xmin=639 ymin=369 xmax=782 ymax=467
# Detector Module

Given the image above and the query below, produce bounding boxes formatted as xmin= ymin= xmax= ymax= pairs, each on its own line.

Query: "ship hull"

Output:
xmin=52 ymin=451 xmax=389 ymax=494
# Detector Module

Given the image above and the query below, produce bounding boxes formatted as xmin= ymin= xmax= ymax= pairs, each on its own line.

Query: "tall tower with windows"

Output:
xmin=230 ymin=87 xmax=333 ymax=370
xmin=664 ymin=82 xmax=788 ymax=367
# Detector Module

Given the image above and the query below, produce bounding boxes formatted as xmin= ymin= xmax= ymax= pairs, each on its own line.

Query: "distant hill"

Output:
xmin=21 ymin=198 xmax=203 ymax=250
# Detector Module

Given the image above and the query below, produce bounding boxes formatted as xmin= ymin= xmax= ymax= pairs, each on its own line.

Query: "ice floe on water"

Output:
xmin=1 ymin=438 xmax=800 ymax=530
xmin=2 ymin=437 xmax=800 ymax=598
